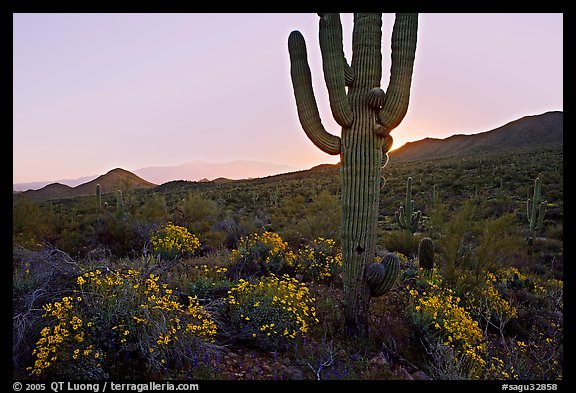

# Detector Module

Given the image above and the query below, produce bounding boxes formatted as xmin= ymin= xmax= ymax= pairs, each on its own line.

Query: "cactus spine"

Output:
xmin=527 ymin=175 xmax=546 ymax=237
xmin=367 ymin=253 xmax=400 ymax=297
xmin=418 ymin=237 xmax=434 ymax=270
xmin=396 ymin=177 xmax=421 ymax=234
xmin=288 ymin=13 xmax=418 ymax=337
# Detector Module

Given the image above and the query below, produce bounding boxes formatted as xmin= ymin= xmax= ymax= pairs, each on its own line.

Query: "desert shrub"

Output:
xmin=94 ymin=214 xmax=144 ymax=258
xmin=13 ymin=197 xmax=55 ymax=249
xmin=293 ymin=237 xmax=342 ymax=283
xmin=134 ymin=193 xmax=168 ymax=223
xmin=270 ymin=191 xmax=341 ymax=245
xmin=172 ymin=192 xmax=224 ymax=250
xmin=226 ymin=274 xmax=319 ymax=351
xmin=227 ymin=231 xmax=296 ymax=279
xmin=406 ymin=268 xmax=486 ymax=379
xmin=26 ymin=268 xmax=218 ymax=379
xmin=383 ymin=230 xmax=420 ymax=258
xmin=149 ymin=222 xmax=201 ymax=261
xmin=467 ymin=271 xmax=519 ymax=339
xmin=13 ymin=246 xmax=82 ymax=377
xmin=186 ymin=263 xmax=232 ymax=299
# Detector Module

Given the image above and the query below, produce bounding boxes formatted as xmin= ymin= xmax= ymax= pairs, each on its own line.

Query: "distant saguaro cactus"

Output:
xmin=288 ymin=13 xmax=418 ymax=337
xmin=527 ymin=175 xmax=547 ymax=238
xmin=96 ymin=184 xmax=101 ymax=208
xmin=116 ymin=190 xmax=124 ymax=216
xmin=418 ymin=237 xmax=434 ymax=270
xmin=396 ymin=177 xmax=421 ymax=234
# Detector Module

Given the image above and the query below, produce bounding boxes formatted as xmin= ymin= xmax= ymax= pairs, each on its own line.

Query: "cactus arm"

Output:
xmin=411 ymin=210 xmax=422 ymax=233
xmin=368 ymin=253 xmax=400 ymax=297
xmin=344 ymin=59 xmax=355 ymax=86
xmin=527 ymin=198 xmax=535 ymax=232
xmin=378 ymin=13 xmax=418 ymax=133
xmin=537 ymin=202 xmax=546 ymax=229
xmin=319 ymin=13 xmax=354 ymax=128
xmin=288 ymin=30 xmax=341 ymax=155
xmin=406 ymin=177 xmax=413 ymax=213
xmin=382 ymin=134 xmax=393 ymax=153
xmin=396 ymin=206 xmax=405 ymax=228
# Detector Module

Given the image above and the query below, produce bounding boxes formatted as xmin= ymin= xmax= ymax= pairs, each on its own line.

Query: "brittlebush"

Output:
xmin=28 ymin=268 xmax=216 ymax=379
xmin=227 ymin=274 xmax=318 ymax=350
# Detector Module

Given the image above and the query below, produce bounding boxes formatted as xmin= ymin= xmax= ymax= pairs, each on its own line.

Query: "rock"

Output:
xmin=411 ymin=370 xmax=431 ymax=380
xmin=262 ymin=364 xmax=273 ymax=373
xmin=395 ymin=366 xmax=413 ymax=380
xmin=284 ymin=366 xmax=306 ymax=380
xmin=368 ymin=353 xmax=389 ymax=368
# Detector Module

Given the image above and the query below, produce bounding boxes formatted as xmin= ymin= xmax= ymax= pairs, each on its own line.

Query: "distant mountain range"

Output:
xmin=13 ymin=160 xmax=298 ymax=193
xmin=14 ymin=111 xmax=562 ymax=202
xmin=389 ymin=111 xmax=562 ymax=162
xmin=15 ymin=168 xmax=156 ymax=202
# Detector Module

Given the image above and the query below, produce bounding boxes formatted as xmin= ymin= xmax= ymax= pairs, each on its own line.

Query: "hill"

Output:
xmin=17 ymin=168 xmax=157 ymax=202
xmin=390 ymin=111 xmax=562 ymax=162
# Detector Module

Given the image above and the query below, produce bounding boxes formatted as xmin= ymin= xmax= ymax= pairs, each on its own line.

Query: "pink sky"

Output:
xmin=13 ymin=13 xmax=563 ymax=184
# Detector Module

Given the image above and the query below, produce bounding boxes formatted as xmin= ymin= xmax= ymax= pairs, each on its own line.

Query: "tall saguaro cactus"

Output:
xmin=288 ymin=13 xmax=418 ymax=337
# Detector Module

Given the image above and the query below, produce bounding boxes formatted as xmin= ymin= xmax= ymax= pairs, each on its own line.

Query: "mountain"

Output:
xmin=132 ymin=160 xmax=299 ymax=185
xmin=13 ymin=175 xmax=99 ymax=192
xmin=13 ymin=111 xmax=562 ymax=199
xmin=17 ymin=168 xmax=156 ymax=202
xmin=390 ymin=111 xmax=562 ymax=162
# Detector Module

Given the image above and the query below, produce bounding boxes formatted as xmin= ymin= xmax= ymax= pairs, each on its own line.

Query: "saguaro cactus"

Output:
xmin=396 ymin=176 xmax=421 ymax=234
xmin=96 ymin=184 xmax=101 ymax=208
xmin=418 ymin=237 xmax=434 ymax=270
xmin=527 ymin=175 xmax=547 ymax=237
xmin=288 ymin=13 xmax=418 ymax=337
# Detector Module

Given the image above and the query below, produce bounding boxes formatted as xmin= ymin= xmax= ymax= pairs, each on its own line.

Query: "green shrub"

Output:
xmin=186 ymin=263 xmax=232 ymax=298
xmin=383 ymin=230 xmax=419 ymax=257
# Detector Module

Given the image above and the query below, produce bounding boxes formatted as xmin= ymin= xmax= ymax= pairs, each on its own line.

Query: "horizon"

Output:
xmin=13 ymin=13 xmax=563 ymax=184
xmin=13 ymin=108 xmax=562 ymax=191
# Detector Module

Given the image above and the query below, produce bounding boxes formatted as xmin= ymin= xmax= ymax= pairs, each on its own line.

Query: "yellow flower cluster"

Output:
xmin=471 ymin=272 xmax=518 ymax=323
xmin=150 ymin=223 xmax=201 ymax=259
xmin=136 ymin=273 xmax=217 ymax=342
xmin=294 ymin=237 xmax=342 ymax=281
xmin=28 ymin=267 xmax=216 ymax=377
xmin=485 ymin=355 xmax=519 ymax=380
xmin=27 ymin=296 xmax=86 ymax=375
xmin=409 ymin=269 xmax=487 ymax=378
xmin=190 ymin=264 xmax=228 ymax=283
xmin=231 ymin=231 xmax=296 ymax=266
xmin=227 ymin=274 xmax=318 ymax=347
xmin=495 ymin=266 xmax=527 ymax=283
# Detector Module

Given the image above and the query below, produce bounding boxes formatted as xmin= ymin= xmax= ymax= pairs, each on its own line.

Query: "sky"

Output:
xmin=13 ymin=13 xmax=563 ymax=184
